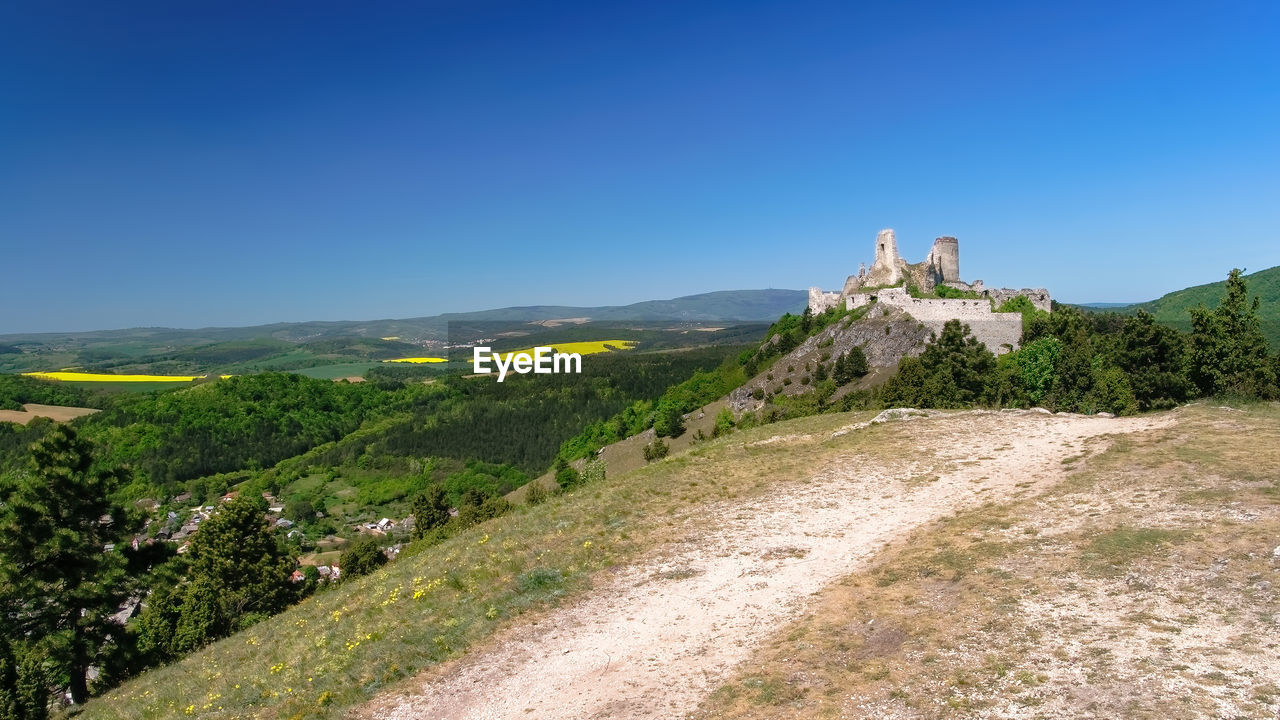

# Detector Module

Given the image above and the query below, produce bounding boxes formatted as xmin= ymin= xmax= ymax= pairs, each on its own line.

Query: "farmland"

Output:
xmin=492 ymin=339 xmax=637 ymax=361
xmin=0 ymin=402 xmax=99 ymax=425
xmin=22 ymin=371 xmax=226 ymax=382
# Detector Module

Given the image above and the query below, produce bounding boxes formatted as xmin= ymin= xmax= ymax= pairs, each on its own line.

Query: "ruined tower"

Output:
xmin=927 ymin=236 xmax=960 ymax=284
xmin=862 ymin=228 xmax=905 ymax=287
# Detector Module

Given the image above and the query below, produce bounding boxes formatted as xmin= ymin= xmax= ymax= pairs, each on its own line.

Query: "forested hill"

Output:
xmin=1090 ymin=265 xmax=1280 ymax=348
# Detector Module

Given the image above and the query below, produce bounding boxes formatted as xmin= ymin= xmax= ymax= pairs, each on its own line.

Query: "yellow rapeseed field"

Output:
xmin=493 ymin=339 xmax=637 ymax=361
xmin=383 ymin=341 xmax=635 ymax=365
xmin=23 ymin=371 xmax=230 ymax=382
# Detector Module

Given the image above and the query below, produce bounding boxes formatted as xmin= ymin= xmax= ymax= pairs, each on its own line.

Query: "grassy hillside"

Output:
xmin=77 ymin=404 xmax=1280 ymax=719
xmin=1097 ymin=265 xmax=1280 ymax=348
xmin=78 ymin=409 xmax=887 ymax=720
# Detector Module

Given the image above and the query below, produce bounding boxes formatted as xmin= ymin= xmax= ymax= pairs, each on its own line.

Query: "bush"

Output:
xmin=339 ymin=536 xmax=387 ymax=580
xmin=712 ymin=408 xmax=735 ymax=437
xmin=526 ymin=482 xmax=553 ymax=506
xmin=554 ymin=456 xmax=582 ymax=489
xmin=653 ymin=400 xmax=686 ymax=438
xmin=580 ymin=458 xmax=605 ymax=485
xmin=457 ymin=495 xmax=511 ymax=527
xmin=642 ymin=438 xmax=669 ymax=462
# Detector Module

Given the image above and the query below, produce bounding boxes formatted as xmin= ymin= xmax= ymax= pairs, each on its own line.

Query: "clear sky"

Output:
xmin=2 ymin=0 xmax=1278 ymax=333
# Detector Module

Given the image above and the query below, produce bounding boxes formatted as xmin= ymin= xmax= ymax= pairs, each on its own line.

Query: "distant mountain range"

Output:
xmin=0 ymin=289 xmax=807 ymax=346
xmin=1079 ymin=265 xmax=1279 ymax=347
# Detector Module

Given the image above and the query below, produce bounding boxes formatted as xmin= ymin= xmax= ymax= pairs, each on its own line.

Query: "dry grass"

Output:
xmin=693 ymin=403 xmax=1280 ymax=719
xmin=80 ymin=409 xmax=886 ymax=720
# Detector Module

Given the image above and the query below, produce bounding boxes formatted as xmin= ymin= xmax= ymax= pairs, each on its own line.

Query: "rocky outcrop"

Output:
xmin=728 ymin=304 xmax=934 ymax=412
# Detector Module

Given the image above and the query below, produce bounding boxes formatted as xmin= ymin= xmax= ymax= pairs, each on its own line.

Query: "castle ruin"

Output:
xmin=808 ymin=229 xmax=1051 ymax=354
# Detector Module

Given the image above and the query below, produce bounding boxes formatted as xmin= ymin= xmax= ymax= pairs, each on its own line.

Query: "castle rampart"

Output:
xmin=807 ymin=229 xmax=1051 ymax=355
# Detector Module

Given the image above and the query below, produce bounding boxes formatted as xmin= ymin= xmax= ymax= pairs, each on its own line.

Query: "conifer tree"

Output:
xmin=1188 ymin=269 xmax=1277 ymax=398
xmin=411 ymin=485 xmax=451 ymax=539
xmin=0 ymin=425 xmax=129 ymax=705
xmin=184 ymin=496 xmax=295 ymax=634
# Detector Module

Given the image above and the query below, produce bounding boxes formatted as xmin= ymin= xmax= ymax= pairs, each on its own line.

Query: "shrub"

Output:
xmin=554 ymin=456 xmax=582 ymax=489
xmin=338 ymin=536 xmax=387 ymax=580
xmin=712 ymin=408 xmax=735 ymax=437
xmin=642 ymin=438 xmax=669 ymax=462
xmin=653 ymin=400 xmax=686 ymax=438
xmin=526 ymin=482 xmax=552 ymax=506
xmin=457 ymin=495 xmax=511 ymax=527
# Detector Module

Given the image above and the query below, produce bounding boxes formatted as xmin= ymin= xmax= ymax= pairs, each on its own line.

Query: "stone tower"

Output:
xmin=862 ymin=228 xmax=904 ymax=287
xmin=928 ymin=236 xmax=960 ymax=284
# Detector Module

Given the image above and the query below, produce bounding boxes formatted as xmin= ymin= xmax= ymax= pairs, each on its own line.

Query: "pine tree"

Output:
xmin=170 ymin=578 xmax=227 ymax=654
xmin=653 ymin=400 xmax=685 ymax=438
xmin=184 ymin=495 xmax=295 ymax=633
xmin=846 ymin=347 xmax=869 ymax=378
xmin=16 ymin=651 xmax=49 ymax=720
xmin=0 ymin=637 xmax=20 ymax=720
xmin=1188 ymin=269 xmax=1277 ymax=398
xmin=134 ymin=584 xmax=184 ymax=665
xmin=0 ymin=425 xmax=130 ymax=705
xmin=1116 ymin=311 xmax=1190 ymax=410
xmin=411 ymin=486 xmax=451 ymax=540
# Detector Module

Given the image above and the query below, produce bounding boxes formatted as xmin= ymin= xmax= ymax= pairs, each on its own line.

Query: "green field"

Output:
xmin=292 ymin=362 xmax=380 ymax=380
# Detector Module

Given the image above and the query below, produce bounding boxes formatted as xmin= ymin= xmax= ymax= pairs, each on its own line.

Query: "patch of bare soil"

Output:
xmin=0 ymin=403 xmax=98 ymax=425
xmin=360 ymin=410 xmax=1169 ymax=720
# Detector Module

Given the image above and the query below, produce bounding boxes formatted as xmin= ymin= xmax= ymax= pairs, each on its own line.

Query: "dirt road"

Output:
xmin=361 ymin=410 xmax=1173 ymax=720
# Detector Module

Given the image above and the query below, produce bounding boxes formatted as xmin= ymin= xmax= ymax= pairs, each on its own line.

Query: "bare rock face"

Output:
xmin=727 ymin=304 xmax=934 ymax=412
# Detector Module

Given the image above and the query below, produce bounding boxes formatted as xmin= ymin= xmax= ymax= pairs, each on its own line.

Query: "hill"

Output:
xmin=1083 ymin=265 xmax=1280 ymax=348
xmin=75 ymin=404 xmax=1280 ymax=719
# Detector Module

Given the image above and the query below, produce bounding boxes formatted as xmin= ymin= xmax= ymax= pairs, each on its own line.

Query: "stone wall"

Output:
xmin=808 ymin=287 xmax=842 ymax=314
xmin=987 ymin=288 xmax=1052 ymax=313
xmin=848 ymin=288 xmax=1024 ymax=354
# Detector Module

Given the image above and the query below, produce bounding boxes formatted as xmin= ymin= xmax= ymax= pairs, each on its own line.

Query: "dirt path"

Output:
xmin=360 ymin=410 xmax=1174 ymax=720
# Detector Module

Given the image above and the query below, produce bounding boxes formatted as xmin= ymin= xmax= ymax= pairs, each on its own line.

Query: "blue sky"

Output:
xmin=2 ymin=0 xmax=1278 ymax=333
